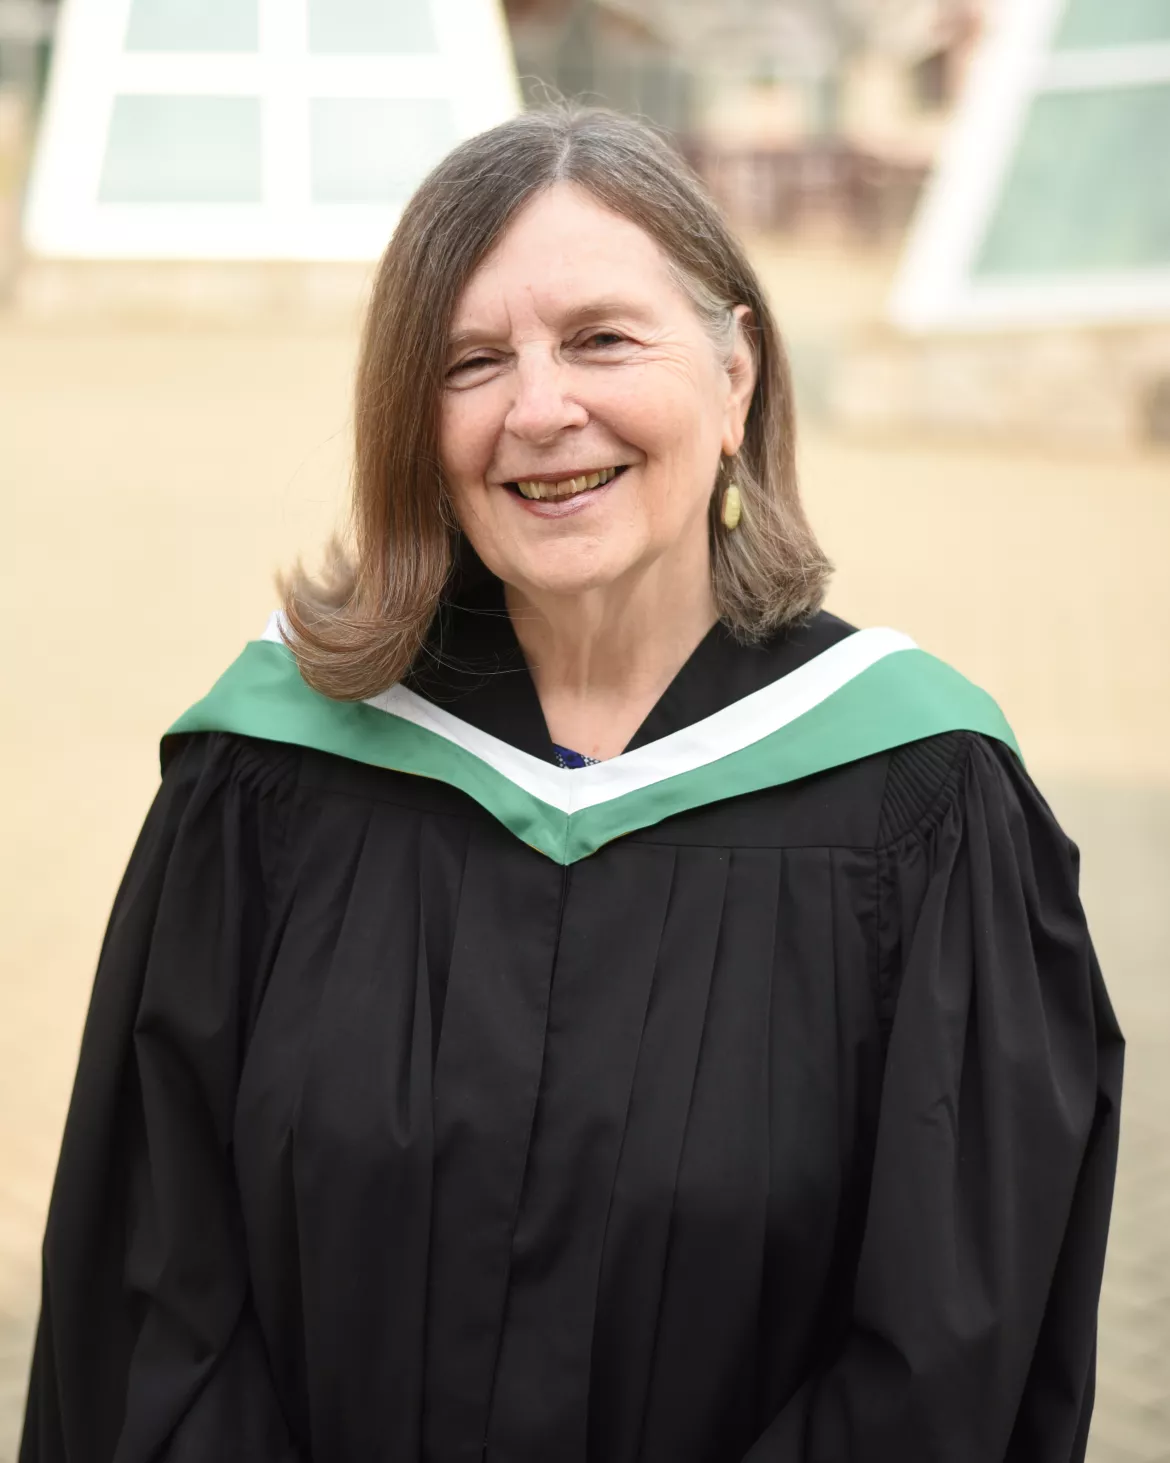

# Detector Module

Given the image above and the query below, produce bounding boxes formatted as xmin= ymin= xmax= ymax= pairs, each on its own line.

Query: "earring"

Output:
xmin=721 ymin=481 xmax=742 ymax=531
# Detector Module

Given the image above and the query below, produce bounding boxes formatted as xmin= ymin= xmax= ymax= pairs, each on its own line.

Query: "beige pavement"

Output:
xmin=0 ymin=254 xmax=1167 ymax=1457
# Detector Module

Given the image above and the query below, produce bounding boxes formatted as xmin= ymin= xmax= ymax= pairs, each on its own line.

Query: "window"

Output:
xmin=975 ymin=84 xmax=1170 ymax=275
xmin=99 ymin=94 xmax=262 ymax=202
xmin=1054 ymin=0 xmax=1170 ymax=49
xmin=307 ymin=0 xmax=438 ymax=54
xmin=24 ymin=0 xmax=520 ymax=260
xmin=310 ymin=97 xmax=456 ymax=202
xmin=125 ymin=0 xmax=259 ymax=53
xmin=891 ymin=0 xmax=1170 ymax=328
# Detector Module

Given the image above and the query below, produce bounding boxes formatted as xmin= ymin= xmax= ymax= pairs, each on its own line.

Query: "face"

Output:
xmin=439 ymin=183 xmax=756 ymax=607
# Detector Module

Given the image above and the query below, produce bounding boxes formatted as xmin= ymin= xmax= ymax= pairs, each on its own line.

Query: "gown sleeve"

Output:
xmin=743 ymin=734 xmax=1124 ymax=1463
xmin=20 ymin=734 xmax=302 ymax=1463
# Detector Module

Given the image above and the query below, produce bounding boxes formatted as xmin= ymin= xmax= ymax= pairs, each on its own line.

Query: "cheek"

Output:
xmin=439 ymin=393 xmax=497 ymax=488
xmin=607 ymin=359 xmax=725 ymax=461
xmin=616 ymin=389 xmax=722 ymax=515
xmin=438 ymin=401 xmax=508 ymax=557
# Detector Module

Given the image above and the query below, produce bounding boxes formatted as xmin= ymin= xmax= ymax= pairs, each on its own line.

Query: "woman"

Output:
xmin=22 ymin=108 xmax=1121 ymax=1463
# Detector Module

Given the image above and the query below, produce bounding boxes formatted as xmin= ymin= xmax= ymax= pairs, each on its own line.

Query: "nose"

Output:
xmin=503 ymin=351 xmax=588 ymax=443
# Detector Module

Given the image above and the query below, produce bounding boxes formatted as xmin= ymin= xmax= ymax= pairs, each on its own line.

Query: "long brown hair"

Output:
xmin=282 ymin=106 xmax=831 ymax=700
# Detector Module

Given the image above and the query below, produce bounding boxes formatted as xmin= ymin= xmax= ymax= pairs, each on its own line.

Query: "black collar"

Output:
xmin=405 ymin=576 xmax=856 ymax=764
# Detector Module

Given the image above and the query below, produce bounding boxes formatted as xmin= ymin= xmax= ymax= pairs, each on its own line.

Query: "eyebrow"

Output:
xmin=446 ymin=297 xmax=659 ymax=354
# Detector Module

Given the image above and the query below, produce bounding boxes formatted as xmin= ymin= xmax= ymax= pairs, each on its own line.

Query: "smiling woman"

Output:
xmin=436 ymin=181 xmax=768 ymax=756
xmin=21 ymin=109 xmax=1121 ymax=1463
xmin=279 ymin=107 xmax=829 ymax=712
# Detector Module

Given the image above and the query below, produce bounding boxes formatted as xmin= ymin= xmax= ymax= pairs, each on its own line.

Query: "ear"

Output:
xmin=721 ymin=304 xmax=757 ymax=458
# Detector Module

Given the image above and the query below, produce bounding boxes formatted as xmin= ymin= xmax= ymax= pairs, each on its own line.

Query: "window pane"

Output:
xmin=98 ymin=95 xmax=263 ymax=203
xmin=1054 ymin=0 xmax=1170 ymax=49
xmin=125 ymin=0 xmax=259 ymax=52
xmin=974 ymin=83 xmax=1170 ymax=275
xmin=307 ymin=0 xmax=438 ymax=54
xmin=310 ymin=97 xmax=455 ymax=203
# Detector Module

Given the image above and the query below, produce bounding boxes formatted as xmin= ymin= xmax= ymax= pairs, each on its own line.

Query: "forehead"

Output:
xmin=451 ymin=183 xmax=684 ymax=326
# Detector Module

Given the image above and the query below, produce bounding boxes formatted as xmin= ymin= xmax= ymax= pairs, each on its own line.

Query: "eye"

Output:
xmin=446 ymin=354 xmax=497 ymax=380
xmin=579 ymin=331 xmax=626 ymax=350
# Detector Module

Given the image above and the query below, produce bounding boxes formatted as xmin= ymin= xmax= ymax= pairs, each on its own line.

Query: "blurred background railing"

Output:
xmin=0 ymin=3 xmax=1167 ymax=1459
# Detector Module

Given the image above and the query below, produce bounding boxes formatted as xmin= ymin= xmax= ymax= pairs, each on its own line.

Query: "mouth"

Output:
xmin=504 ymin=464 xmax=628 ymax=502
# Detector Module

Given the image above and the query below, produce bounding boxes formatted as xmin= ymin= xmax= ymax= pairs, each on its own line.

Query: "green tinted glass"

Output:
xmin=310 ymin=98 xmax=455 ymax=203
xmin=974 ymin=83 xmax=1170 ymax=274
xmin=307 ymin=0 xmax=438 ymax=53
xmin=98 ymin=95 xmax=263 ymax=203
xmin=1054 ymin=0 xmax=1170 ymax=48
xmin=125 ymin=0 xmax=258 ymax=51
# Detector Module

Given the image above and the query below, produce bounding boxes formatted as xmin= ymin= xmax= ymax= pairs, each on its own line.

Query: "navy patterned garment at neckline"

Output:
xmin=552 ymin=744 xmax=600 ymax=769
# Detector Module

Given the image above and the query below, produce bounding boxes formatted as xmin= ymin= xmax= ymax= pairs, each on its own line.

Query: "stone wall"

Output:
xmin=829 ymin=324 xmax=1170 ymax=451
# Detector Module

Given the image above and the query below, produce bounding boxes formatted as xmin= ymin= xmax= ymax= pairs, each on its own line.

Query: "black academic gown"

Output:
xmin=20 ymin=598 xmax=1123 ymax=1463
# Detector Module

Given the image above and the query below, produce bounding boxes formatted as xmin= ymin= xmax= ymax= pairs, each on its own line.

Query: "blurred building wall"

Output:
xmin=0 ymin=0 xmax=55 ymax=286
xmin=508 ymin=0 xmax=986 ymax=242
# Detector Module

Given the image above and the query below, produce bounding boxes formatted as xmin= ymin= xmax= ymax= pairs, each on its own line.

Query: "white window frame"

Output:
xmin=23 ymin=0 xmax=520 ymax=261
xmin=890 ymin=0 xmax=1170 ymax=332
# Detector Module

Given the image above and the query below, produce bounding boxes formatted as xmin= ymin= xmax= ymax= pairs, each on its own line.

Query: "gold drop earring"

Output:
xmin=720 ymin=468 xmax=742 ymax=531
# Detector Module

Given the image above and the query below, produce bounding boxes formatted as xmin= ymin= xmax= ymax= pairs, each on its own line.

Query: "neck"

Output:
xmin=505 ymin=556 xmax=718 ymax=762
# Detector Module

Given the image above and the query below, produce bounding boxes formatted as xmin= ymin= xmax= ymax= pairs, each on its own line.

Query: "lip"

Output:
xmin=508 ymin=466 xmax=629 ymax=518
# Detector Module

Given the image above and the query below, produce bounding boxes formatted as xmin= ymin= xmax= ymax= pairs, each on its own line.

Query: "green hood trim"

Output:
xmin=165 ymin=633 xmax=1019 ymax=865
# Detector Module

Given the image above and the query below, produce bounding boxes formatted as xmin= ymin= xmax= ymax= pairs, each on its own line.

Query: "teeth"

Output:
xmin=515 ymin=466 xmax=619 ymax=500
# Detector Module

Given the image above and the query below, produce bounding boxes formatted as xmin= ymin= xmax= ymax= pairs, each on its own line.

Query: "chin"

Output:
xmin=508 ymin=544 xmax=635 ymax=600
xmin=522 ymin=561 xmax=633 ymax=600
xmin=518 ymin=570 xmax=622 ymax=600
